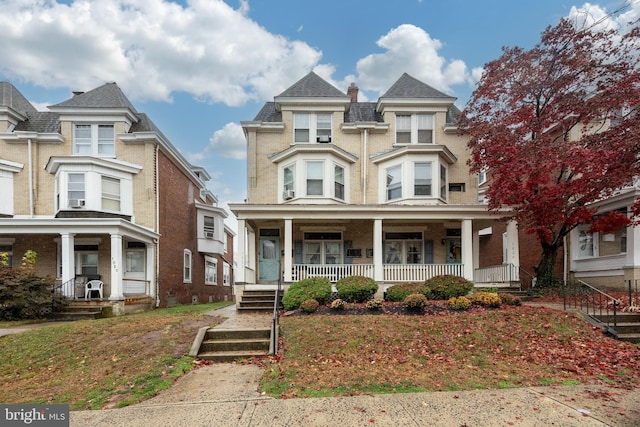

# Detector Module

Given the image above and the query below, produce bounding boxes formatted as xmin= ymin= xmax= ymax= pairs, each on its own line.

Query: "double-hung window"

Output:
xmin=414 ymin=162 xmax=432 ymax=196
xmin=440 ymin=165 xmax=447 ymax=201
xmin=306 ymin=161 xmax=324 ymax=196
xmin=384 ymin=232 xmax=424 ymax=265
xmin=101 ymin=176 xmax=121 ymax=211
xmin=223 ymin=263 xmax=230 ymax=286
xmin=294 ymin=113 xmax=332 ymax=143
xmin=386 ymin=165 xmax=402 ymax=200
xmin=205 ymin=257 xmax=217 ymax=285
xmin=334 ymin=164 xmax=344 ymax=200
xmin=183 ymin=249 xmax=192 ymax=283
xmin=68 ymin=173 xmax=85 ymax=206
xmin=74 ymin=124 xmax=115 ymax=156
xmin=283 ymin=164 xmax=295 ymax=198
xmin=395 ymin=114 xmax=434 ymax=144
xmin=204 ymin=216 xmax=215 ymax=239
xmin=303 ymin=232 xmax=342 ymax=264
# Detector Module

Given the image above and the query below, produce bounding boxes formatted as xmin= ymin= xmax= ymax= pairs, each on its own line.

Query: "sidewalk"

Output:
xmin=69 ymin=303 xmax=640 ymax=427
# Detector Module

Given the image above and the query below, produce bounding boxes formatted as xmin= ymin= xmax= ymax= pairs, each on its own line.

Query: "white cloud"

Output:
xmin=568 ymin=2 xmax=640 ymax=33
xmin=187 ymin=122 xmax=246 ymax=162
xmin=353 ymin=24 xmax=475 ymax=97
xmin=0 ymin=0 xmax=321 ymax=105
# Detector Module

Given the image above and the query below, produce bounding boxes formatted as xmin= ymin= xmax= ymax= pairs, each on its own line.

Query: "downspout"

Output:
xmin=27 ymin=138 xmax=34 ymax=217
xmin=362 ymin=129 xmax=368 ymax=204
xmin=155 ymin=143 xmax=160 ymax=307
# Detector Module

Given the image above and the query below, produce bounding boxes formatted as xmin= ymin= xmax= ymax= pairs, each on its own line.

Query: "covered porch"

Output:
xmin=0 ymin=218 xmax=159 ymax=312
xmin=230 ymin=204 xmax=519 ymax=289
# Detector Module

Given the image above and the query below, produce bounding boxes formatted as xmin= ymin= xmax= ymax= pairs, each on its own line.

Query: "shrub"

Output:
xmin=300 ymin=299 xmax=319 ymax=313
xmin=448 ymin=296 xmax=472 ymax=311
xmin=472 ymin=291 xmax=502 ymax=308
xmin=282 ymin=277 xmax=332 ymax=311
xmin=330 ymin=298 xmax=346 ymax=310
xmin=424 ymin=275 xmax=473 ymax=300
xmin=335 ymin=276 xmax=378 ymax=303
xmin=365 ymin=298 xmax=384 ymax=311
xmin=499 ymin=293 xmax=522 ymax=306
xmin=0 ymin=267 xmax=66 ymax=320
xmin=385 ymin=282 xmax=432 ymax=302
xmin=404 ymin=293 xmax=428 ymax=312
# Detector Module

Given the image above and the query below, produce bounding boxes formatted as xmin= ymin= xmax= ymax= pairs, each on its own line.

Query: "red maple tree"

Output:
xmin=460 ymin=18 xmax=640 ymax=285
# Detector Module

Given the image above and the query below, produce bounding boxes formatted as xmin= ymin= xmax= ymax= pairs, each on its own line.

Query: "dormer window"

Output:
xmin=396 ymin=114 xmax=434 ymax=144
xmin=294 ymin=113 xmax=332 ymax=143
xmin=74 ymin=124 xmax=115 ymax=156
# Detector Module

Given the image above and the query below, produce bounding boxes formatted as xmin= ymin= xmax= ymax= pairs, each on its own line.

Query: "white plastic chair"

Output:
xmin=85 ymin=280 xmax=104 ymax=299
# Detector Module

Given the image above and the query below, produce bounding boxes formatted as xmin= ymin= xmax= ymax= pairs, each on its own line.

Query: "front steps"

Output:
xmin=52 ymin=302 xmax=103 ymax=320
xmin=498 ymin=289 xmax=536 ymax=302
xmin=237 ymin=289 xmax=283 ymax=312
xmin=191 ymin=327 xmax=272 ymax=362
xmin=593 ymin=312 xmax=640 ymax=344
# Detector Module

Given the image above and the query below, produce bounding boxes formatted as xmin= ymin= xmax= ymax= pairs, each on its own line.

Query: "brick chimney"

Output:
xmin=347 ymin=83 xmax=358 ymax=103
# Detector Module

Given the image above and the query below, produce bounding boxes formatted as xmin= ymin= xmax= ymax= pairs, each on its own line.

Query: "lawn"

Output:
xmin=260 ymin=304 xmax=640 ymax=398
xmin=0 ymin=302 xmax=231 ymax=410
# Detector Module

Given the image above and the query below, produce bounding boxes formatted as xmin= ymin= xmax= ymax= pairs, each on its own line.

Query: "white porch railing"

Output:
xmin=474 ymin=263 xmax=520 ymax=284
xmin=291 ymin=263 xmax=464 ymax=283
xmin=384 ymin=263 xmax=463 ymax=282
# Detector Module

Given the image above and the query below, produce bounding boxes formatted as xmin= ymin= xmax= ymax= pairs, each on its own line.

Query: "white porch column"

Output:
xmin=284 ymin=218 xmax=293 ymax=282
xmin=461 ymin=219 xmax=474 ymax=281
xmin=629 ymin=223 xmax=640 ymax=266
xmin=473 ymin=229 xmax=480 ymax=270
xmin=505 ymin=220 xmax=520 ymax=269
xmin=60 ymin=233 xmax=75 ymax=298
xmin=373 ymin=218 xmax=383 ymax=282
xmin=236 ymin=219 xmax=246 ymax=284
xmin=146 ymin=244 xmax=156 ymax=301
xmin=109 ymin=233 xmax=124 ymax=300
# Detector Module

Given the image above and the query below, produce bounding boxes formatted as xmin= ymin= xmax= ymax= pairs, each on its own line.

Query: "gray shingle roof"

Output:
xmin=50 ymin=82 xmax=138 ymax=113
xmin=446 ymin=105 xmax=462 ymax=125
xmin=344 ymin=102 xmax=383 ymax=123
xmin=277 ymin=72 xmax=348 ymax=98
xmin=14 ymin=112 xmax=60 ymax=133
xmin=381 ymin=73 xmax=454 ymax=99
xmin=253 ymin=102 xmax=282 ymax=122
xmin=0 ymin=81 xmax=38 ymax=116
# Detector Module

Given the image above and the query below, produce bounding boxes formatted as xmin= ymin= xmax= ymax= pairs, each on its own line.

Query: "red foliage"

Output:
xmin=460 ymin=19 xmax=640 ymax=249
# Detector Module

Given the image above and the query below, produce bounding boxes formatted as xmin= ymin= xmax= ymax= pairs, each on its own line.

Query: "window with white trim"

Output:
xmin=306 ymin=161 xmax=324 ymax=196
xmin=183 ymin=249 xmax=192 ymax=283
xmin=205 ymin=257 xmax=217 ymax=285
xmin=68 ymin=173 xmax=85 ymax=206
xmin=414 ymin=162 xmax=432 ymax=196
xmin=223 ymin=262 xmax=230 ymax=286
xmin=74 ymin=124 xmax=115 ymax=156
xmin=283 ymin=164 xmax=295 ymax=198
xmin=303 ymin=231 xmax=342 ymax=264
xmin=101 ymin=176 xmax=121 ymax=211
xmin=334 ymin=164 xmax=344 ymax=200
xmin=386 ymin=165 xmax=402 ymax=200
xmin=204 ymin=216 xmax=215 ymax=239
xmin=577 ymin=227 xmax=595 ymax=258
xmin=384 ymin=232 xmax=423 ymax=264
xmin=396 ymin=114 xmax=434 ymax=144
xmin=294 ymin=113 xmax=332 ymax=143
xmin=440 ymin=164 xmax=447 ymax=201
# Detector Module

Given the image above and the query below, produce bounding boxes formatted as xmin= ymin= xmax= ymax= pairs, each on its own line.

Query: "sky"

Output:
xmin=1 ymin=0 xmax=638 ymax=234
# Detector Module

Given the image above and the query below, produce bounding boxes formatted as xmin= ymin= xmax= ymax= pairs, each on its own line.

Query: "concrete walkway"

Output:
xmin=68 ymin=303 xmax=640 ymax=427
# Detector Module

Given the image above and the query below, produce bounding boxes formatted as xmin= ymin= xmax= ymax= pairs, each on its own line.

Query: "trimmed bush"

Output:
xmin=365 ymin=298 xmax=384 ymax=311
xmin=472 ymin=291 xmax=502 ymax=308
xmin=448 ymin=296 xmax=472 ymax=311
xmin=385 ymin=282 xmax=432 ymax=302
xmin=300 ymin=299 xmax=319 ymax=313
xmin=282 ymin=277 xmax=332 ymax=311
xmin=335 ymin=276 xmax=378 ymax=303
xmin=330 ymin=298 xmax=346 ymax=310
xmin=0 ymin=268 xmax=66 ymax=320
xmin=404 ymin=293 xmax=428 ymax=312
xmin=498 ymin=293 xmax=522 ymax=306
xmin=424 ymin=275 xmax=473 ymax=300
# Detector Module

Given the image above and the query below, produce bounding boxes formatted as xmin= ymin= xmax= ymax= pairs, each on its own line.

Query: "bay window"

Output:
xmin=334 ymin=164 xmax=344 ymax=200
xmin=386 ymin=165 xmax=402 ymax=200
xmin=306 ymin=161 xmax=324 ymax=196
xmin=101 ymin=176 xmax=121 ymax=211
xmin=414 ymin=162 xmax=432 ymax=196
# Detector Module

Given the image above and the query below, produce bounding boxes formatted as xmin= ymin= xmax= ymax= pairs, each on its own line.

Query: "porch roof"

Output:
xmin=229 ymin=203 xmax=512 ymax=227
xmin=0 ymin=218 xmax=159 ymax=243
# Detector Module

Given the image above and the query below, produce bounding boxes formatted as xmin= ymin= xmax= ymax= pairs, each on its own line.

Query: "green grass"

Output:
xmin=0 ymin=302 xmax=231 ymax=410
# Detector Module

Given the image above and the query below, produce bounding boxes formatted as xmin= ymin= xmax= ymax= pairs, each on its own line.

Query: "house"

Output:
xmin=229 ymin=72 xmax=519 ymax=296
xmin=0 ymin=81 xmax=233 ymax=314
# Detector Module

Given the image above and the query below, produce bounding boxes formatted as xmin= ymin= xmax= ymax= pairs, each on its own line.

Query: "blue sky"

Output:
xmin=1 ymin=0 xmax=638 ymax=232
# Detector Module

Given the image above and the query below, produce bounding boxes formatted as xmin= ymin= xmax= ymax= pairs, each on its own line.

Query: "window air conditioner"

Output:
xmin=68 ymin=199 xmax=85 ymax=208
xmin=316 ymin=135 xmax=331 ymax=143
xmin=283 ymin=190 xmax=295 ymax=200
xmin=205 ymin=231 xmax=214 ymax=239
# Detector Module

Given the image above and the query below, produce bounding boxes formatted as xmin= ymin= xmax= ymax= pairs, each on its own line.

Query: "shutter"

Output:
xmin=294 ymin=240 xmax=303 ymax=264
xmin=343 ymin=240 xmax=353 ymax=265
xmin=424 ymin=240 xmax=434 ymax=264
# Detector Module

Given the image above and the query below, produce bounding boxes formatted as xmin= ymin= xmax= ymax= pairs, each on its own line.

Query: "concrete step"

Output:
xmin=200 ymin=338 xmax=270 ymax=353
xmin=195 ymin=327 xmax=272 ymax=361
xmin=616 ymin=333 xmax=640 ymax=344
xmin=52 ymin=305 xmax=103 ymax=320
xmin=614 ymin=323 xmax=640 ymax=334
xmin=204 ymin=328 xmax=271 ymax=340
xmin=197 ymin=349 xmax=270 ymax=362
xmin=595 ymin=313 xmax=640 ymax=323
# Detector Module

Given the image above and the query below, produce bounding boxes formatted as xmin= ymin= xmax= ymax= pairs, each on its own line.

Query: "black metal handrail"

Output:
xmin=563 ymin=279 xmax=621 ymax=332
xmin=626 ymin=279 xmax=639 ymax=311
xmin=518 ymin=267 xmax=536 ymax=291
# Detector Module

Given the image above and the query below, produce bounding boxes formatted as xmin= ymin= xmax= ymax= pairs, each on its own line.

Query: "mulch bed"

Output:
xmin=287 ymin=300 xmax=483 ymax=316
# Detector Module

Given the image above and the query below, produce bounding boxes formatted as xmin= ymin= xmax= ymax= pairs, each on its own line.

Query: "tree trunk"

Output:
xmin=535 ymin=242 xmax=562 ymax=287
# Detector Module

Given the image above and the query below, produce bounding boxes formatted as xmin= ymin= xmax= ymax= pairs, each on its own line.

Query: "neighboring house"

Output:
xmin=0 ymin=81 xmax=233 ymax=314
xmin=229 ymin=72 xmax=518 ymax=295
